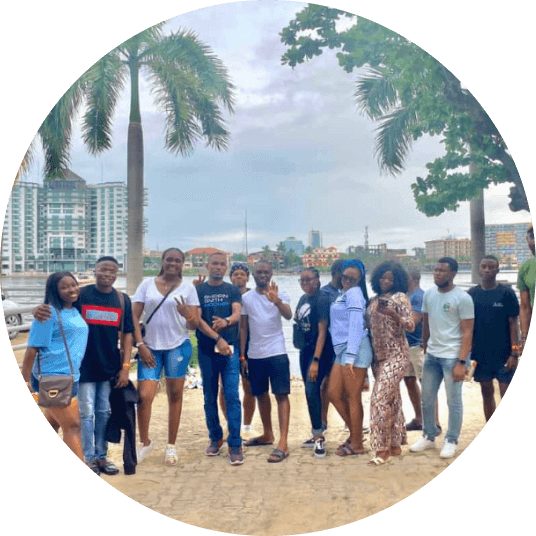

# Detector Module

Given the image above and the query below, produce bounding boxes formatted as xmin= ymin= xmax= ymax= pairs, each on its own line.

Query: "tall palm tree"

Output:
xmin=81 ymin=22 xmax=235 ymax=293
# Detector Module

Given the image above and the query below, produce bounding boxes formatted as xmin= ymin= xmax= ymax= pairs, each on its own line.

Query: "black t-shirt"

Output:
xmin=295 ymin=290 xmax=333 ymax=358
xmin=76 ymin=285 xmax=134 ymax=382
xmin=467 ymin=284 xmax=519 ymax=368
xmin=196 ymin=281 xmax=242 ymax=354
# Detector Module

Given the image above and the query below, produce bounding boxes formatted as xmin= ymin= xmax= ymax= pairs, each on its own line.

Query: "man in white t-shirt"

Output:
xmin=409 ymin=257 xmax=474 ymax=459
xmin=240 ymin=261 xmax=293 ymax=463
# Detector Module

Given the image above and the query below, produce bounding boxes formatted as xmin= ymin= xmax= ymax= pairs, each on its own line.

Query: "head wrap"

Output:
xmin=343 ymin=259 xmax=366 ymax=279
xmin=230 ymin=262 xmax=250 ymax=277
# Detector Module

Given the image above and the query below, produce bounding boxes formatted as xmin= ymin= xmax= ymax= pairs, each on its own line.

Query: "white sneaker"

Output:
xmin=409 ymin=436 xmax=436 ymax=452
xmin=439 ymin=440 xmax=457 ymax=459
xmin=137 ymin=440 xmax=154 ymax=463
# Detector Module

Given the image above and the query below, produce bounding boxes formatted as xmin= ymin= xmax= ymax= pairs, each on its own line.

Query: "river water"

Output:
xmin=1 ymin=271 xmax=520 ymax=377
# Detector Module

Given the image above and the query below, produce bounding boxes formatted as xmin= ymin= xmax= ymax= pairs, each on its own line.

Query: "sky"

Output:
xmin=11 ymin=0 xmax=532 ymax=256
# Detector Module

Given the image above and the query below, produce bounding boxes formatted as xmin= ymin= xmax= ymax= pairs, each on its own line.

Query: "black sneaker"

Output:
xmin=434 ymin=425 xmax=442 ymax=438
xmin=229 ymin=447 xmax=245 ymax=465
xmin=301 ymin=436 xmax=316 ymax=448
xmin=86 ymin=461 xmax=100 ymax=476
xmin=98 ymin=459 xmax=119 ymax=475
xmin=406 ymin=419 xmax=423 ymax=431
xmin=313 ymin=437 xmax=326 ymax=458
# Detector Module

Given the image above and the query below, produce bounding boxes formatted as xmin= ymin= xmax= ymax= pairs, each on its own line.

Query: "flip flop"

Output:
xmin=267 ymin=449 xmax=289 ymax=463
xmin=336 ymin=444 xmax=365 ymax=457
xmin=244 ymin=437 xmax=274 ymax=447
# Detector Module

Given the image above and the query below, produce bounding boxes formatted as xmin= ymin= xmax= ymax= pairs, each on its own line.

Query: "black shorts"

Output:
xmin=474 ymin=364 xmax=515 ymax=384
xmin=248 ymin=354 xmax=291 ymax=397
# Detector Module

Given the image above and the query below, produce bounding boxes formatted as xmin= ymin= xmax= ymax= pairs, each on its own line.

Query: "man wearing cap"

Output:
xmin=518 ymin=225 xmax=535 ymax=353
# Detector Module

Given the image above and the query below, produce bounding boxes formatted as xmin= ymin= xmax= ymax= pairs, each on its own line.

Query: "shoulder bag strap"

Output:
xmin=56 ymin=308 xmax=76 ymax=381
xmin=116 ymin=289 xmax=125 ymax=333
xmin=144 ymin=281 xmax=178 ymax=327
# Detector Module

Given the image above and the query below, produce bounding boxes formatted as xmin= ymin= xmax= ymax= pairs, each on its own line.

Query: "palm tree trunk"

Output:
xmin=126 ymin=59 xmax=144 ymax=295
xmin=469 ymin=159 xmax=485 ymax=284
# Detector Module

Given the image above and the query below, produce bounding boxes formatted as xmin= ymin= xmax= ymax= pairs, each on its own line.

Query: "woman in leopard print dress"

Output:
xmin=367 ymin=262 xmax=415 ymax=465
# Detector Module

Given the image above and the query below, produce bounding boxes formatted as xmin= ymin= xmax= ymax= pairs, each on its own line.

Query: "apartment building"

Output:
xmin=485 ymin=222 xmax=532 ymax=267
xmin=2 ymin=171 xmax=147 ymax=274
xmin=424 ymin=238 xmax=471 ymax=261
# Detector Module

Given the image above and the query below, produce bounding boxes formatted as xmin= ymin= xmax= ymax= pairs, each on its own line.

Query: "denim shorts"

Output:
xmin=138 ymin=339 xmax=192 ymax=381
xmin=333 ymin=336 xmax=373 ymax=369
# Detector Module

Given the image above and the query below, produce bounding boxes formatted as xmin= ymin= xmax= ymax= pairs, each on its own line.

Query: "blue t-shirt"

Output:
xmin=29 ymin=307 xmax=89 ymax=382
xmin=406 ymin=287 xmax=424 ymax=347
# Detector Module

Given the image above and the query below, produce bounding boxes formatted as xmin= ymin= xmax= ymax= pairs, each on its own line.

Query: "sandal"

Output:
xmin=165 ymin=444 xmax=178 ymax=465
xmin=336 ymin=444 xmax=365 ymax=457
xmin=368 ymin=456 xmax=391 ymax=466
xmin=267 ymin=448 xmax=289 ymax=463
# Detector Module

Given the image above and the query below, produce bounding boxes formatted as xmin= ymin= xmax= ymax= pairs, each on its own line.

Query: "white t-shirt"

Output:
xmin=241 ymin=288 xmax=291 ymax=359
xmin=422 ymin=286 xmax=474 ymax=359
xmin=133 ymin=278 xmax=200 ymax=350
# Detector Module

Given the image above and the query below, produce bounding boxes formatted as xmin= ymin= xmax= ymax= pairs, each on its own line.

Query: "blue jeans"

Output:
xmin=197 ymin=346 xmax=242 ymax=448
xmin=78 ymin=381 xmax=112 ymax=462
xmin=422 ymin=354 xmax=463 ymax=444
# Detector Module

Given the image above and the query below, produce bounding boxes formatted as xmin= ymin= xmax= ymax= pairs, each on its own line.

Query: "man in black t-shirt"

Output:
xmin=34 ymin=257 xmax=134 ymax=475
xmin=194 ymin=252 xmax=244 ymax=465
xmin=468 ymin=255 xmax=520 ymax=421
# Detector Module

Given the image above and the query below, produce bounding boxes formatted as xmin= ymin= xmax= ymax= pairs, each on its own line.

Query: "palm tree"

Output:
xmin=18 ymin=22 xmax=235 ymax=293
xmin=82 ymin=23 xmax=235 ymax=293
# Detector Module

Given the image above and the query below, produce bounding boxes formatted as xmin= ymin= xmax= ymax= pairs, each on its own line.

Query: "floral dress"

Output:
xmin=367 ymin=292 xmax=415 ymax=453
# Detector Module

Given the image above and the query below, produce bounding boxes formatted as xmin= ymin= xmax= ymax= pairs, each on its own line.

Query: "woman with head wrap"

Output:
xmin=328 ymin=259 xmax=372 ymax=456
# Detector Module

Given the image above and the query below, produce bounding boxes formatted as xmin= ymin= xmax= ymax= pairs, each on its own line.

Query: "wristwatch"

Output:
xmin=225 ymin=317 xmax=231 ymax=326
xmin=458 ymin=360 xmax=467 ymax=365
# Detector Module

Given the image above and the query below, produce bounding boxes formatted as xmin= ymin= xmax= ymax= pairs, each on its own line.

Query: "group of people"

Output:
xmin=21 ymin=224 xmax=531 ymax=472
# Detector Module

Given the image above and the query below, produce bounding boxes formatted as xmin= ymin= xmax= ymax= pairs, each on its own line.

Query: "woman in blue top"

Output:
xmin=328 ymin=260 xmax=373 ymax=456
xmin=22 ymin=272 xmax=89 ymax=460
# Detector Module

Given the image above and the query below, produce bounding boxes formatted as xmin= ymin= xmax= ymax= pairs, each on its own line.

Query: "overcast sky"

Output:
xmin=14 ymin=0 xmax=531 ymax=255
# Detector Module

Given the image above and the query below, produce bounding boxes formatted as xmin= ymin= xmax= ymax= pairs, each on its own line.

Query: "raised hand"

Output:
xmin=266 ymin=281 xmax=280 ymax=304
xmin=192 ymin=274 xmax=206 ymax=288
xmin=174 ymin=296 xmax=194 ymax=321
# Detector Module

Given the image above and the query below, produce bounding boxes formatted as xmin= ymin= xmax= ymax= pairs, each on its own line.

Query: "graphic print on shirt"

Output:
xmin=81 ymin=304 xmax=121 ymax=327
xmin=296 ymin=302 xmax=312 ymax=334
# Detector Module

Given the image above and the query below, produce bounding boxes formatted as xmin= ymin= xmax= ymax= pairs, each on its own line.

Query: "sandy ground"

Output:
xmin=13 ymin=338 xmax=493 ymax=535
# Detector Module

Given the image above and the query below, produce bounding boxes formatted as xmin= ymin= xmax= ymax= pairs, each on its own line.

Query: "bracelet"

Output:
xmin=239 ymin=355 xmax=246 ymax=362
xmin=122 ymin=362 xmax=131 ymax=369
xmin=214 ymin=335 xmax=222 ymax=343
xmin=135 ymin=342 xmax=146 ymax=348
xmin=312 ymin=356 xmax=320 ymax=362
xmin=185 ymin=316 xmax=195 ymax=322
xmin=512 ymin=345 xmax=520 ymax=351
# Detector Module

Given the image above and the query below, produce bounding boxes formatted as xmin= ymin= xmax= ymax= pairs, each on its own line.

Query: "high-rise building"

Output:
xmin=485 ymin=222 xmax=532 ymax=267
xmin=309 ymin=229 xmax=322 ymax=249
xmin=1 ymin=170 xmax=147 ymax=274
xmin=282 ymin=236 xmax=305 ymax=256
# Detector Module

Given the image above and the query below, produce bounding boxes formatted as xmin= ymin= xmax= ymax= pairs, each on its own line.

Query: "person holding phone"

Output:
xmin=193 ymin=252 xmax=244 ymax=465
xmin=367 ymin=261 xmax=415 ymax=466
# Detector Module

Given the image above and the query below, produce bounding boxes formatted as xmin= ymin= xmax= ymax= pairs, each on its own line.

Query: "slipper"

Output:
xmin=336 ymin=444 xmax=365 ymax=457
xmin=244 ymin=437 xmax=274 ymax=447
xmin=267 ymin=449 xmax=289 ymax=463
xmin=367 ymin=456 xmax=391 ymax=466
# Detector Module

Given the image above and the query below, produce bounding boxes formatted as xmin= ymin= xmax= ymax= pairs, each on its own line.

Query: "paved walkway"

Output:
xmin=12 ymin=340 xmax=488 ymax=533
xmin=98 ymin=375 xmax=488 ymax=535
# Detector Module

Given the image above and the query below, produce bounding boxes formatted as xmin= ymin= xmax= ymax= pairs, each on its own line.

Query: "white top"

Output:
xmin=133 ymin=278 xmax=200 ymax=350
xmin=241 ymin=288 xmax=291 ymax=359
xmin=422 ymin=286 xmax=474 ymax=359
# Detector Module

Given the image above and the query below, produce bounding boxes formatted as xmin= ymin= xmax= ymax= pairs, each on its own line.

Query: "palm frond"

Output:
xmin=374 ymin=106 xmax=418 ymax=175
xmin=81 ymin=52 xmax=127 ymax=154
xmin=38 ymin=76 xmax=87 ymax=180
xmin=355 ymin=68 xmax=398 ymax=120
xmin=14 ymin=138 xmax=37 ymax=184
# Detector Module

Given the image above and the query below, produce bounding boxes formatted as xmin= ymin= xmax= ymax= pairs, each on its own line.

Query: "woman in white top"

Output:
xmin=132 ymin=248 xmax=199 ymax=465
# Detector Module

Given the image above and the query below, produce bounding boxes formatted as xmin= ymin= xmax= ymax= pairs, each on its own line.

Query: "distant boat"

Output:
xmin=75 ymin=272 xmax=95 ymax=286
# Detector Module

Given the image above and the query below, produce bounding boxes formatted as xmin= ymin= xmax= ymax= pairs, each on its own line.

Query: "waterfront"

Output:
xmin=1 ymin=271 xmax=519 ymax=378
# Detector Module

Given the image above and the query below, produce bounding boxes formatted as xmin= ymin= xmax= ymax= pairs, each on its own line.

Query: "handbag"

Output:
xmin=293 ymin=323 xmax=306 ymax=350
xmin=37 ymin=309 xmax=75 ymax=408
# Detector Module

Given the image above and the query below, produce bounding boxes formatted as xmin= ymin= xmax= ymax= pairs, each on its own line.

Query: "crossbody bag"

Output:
xmin=36 ymin=308 xmax=75 ymax=408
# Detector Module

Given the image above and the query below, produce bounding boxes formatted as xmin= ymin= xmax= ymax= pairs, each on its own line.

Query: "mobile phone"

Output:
xmin=215 ymin=344 xmax=234 ymax=354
